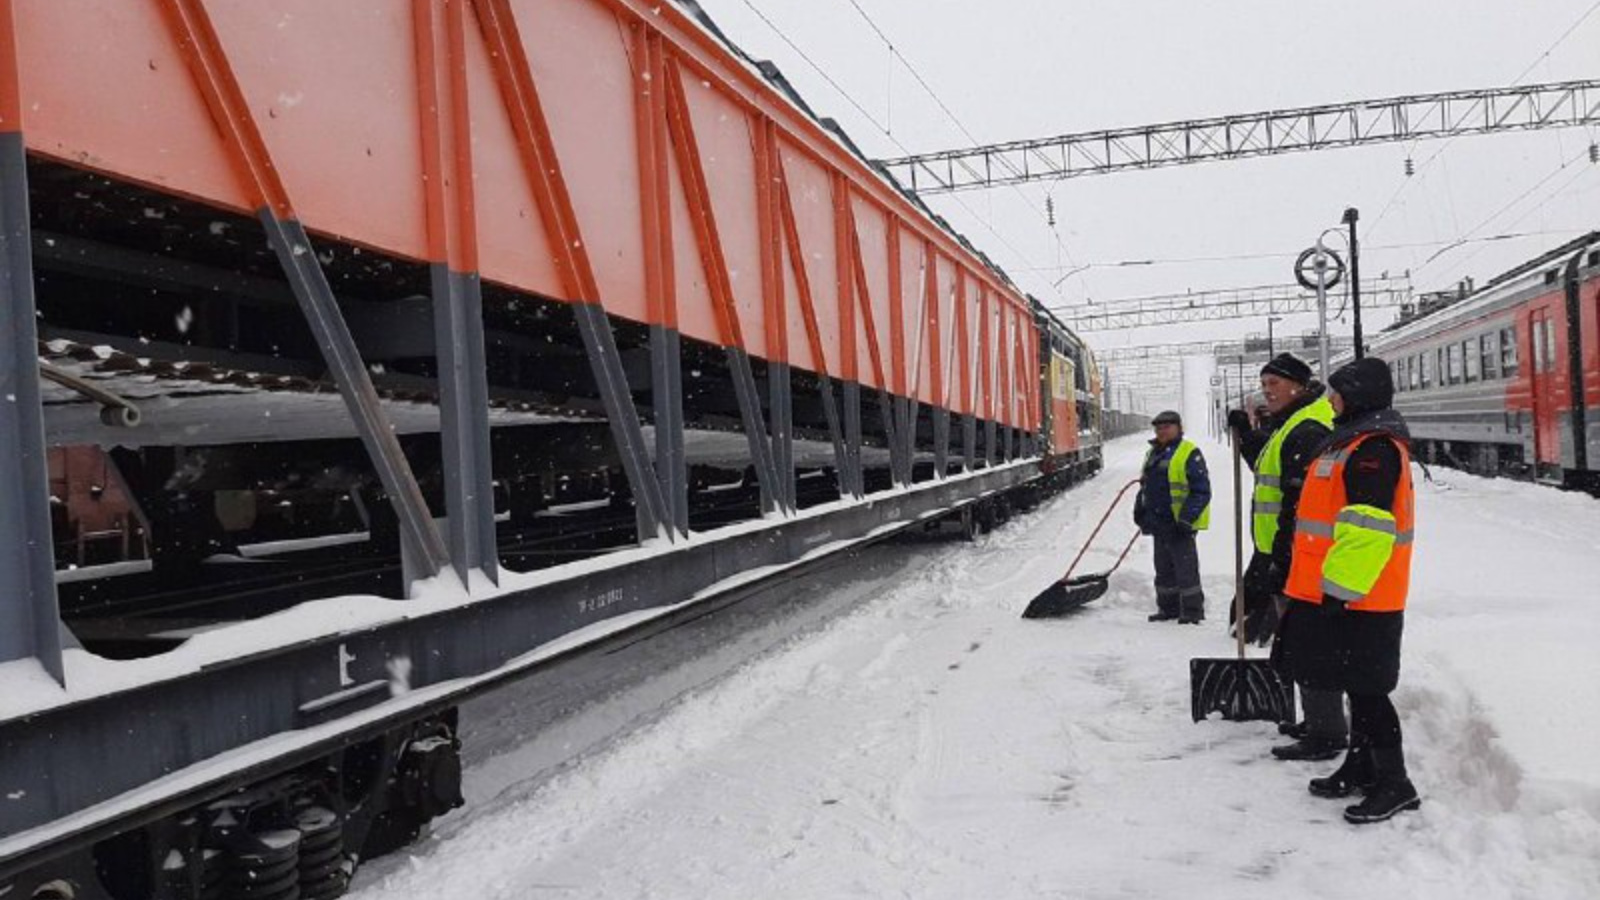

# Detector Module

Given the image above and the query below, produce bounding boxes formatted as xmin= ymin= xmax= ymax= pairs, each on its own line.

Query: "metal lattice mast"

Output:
xmin=1050 ymin=276 xmax=1412 ymax=331
xmin=878 ymin=79 xmax=1600 ymax=193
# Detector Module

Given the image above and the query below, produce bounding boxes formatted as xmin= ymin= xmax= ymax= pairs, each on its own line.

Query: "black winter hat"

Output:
xmin=1328 ymin=357 xmax=1394 ymax=415
xmin=1151 ymin=410 xmax=1182 ymax=426
xmin=1260 ymin=353 xmax=1313 ymax=385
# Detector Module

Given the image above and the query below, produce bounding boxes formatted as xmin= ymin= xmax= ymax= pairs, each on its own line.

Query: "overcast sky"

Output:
xmin=691 ymin=0 xmax=1600 ymax=407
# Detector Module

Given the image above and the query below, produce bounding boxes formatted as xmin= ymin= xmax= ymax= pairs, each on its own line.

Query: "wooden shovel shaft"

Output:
xmin=1233 ymin=431 xmax=1247 ymax=661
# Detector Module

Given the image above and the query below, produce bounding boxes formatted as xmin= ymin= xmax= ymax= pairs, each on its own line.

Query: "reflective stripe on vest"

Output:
xmin=1250 ymin=396 xmax=1335 ymax=554
xmin=1167 ymin=439 xmax=1210 ymax=530
xmin=1283 ymin=433 xmax=1415 ymax=612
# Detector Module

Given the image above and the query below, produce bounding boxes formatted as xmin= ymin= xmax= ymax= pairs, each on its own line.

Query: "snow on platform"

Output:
xmin=349 ymin=435 xmax=1600 ymax=900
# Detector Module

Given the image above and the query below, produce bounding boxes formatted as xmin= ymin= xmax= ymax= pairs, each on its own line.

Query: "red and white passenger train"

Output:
xmin=1371 ymin=232 xmax=1600 ymax=490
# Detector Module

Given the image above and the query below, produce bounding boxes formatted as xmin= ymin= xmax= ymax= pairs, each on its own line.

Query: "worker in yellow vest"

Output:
xmin=1280 ymin=357 xmax=1419 ymax=824
xmin=1226 ymin=353 xmax=1344 ymax=762
xmin=1133 ymin=410 xmax=1211 ymax=623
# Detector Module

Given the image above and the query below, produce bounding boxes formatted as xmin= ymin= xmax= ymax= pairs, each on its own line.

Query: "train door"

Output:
xmin=1529 ymin=306 xmax=1560 ymax=471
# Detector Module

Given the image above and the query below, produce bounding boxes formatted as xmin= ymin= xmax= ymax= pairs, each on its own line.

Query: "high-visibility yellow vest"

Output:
xmin=1284 ymin=432 xmax=1415 ymax=612
xmin=1146 ymin=438 xmax=1210 ymax=530
xmin=1251 ymin=396 xmax=1335 ymax=553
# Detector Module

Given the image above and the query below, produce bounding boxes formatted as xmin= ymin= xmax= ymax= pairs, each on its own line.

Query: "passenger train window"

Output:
xmin=1408 ymin=356 xmax=1419 ymax=390
xmin=1446 ymin=343 xmax=1462 ymax=384
xmin=1480 ymin=333 xmax=1499 ymax=380
xmin=1500 ymin=326 xmax=1519 ymax=377
xmin=1463 ymin=340 xmax=1479 ymax=382
xmin=1420 ymin=351 xmax=1433 ymax=388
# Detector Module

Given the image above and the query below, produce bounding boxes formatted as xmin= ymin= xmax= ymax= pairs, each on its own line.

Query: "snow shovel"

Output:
xmin=1188 ymin=435 xmax=1295 ymax=722
xmin=1022 ymin=480 xmax=1142 ymax=619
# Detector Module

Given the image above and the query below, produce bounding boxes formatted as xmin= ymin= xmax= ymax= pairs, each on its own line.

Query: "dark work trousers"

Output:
xmin=1151 ymin=530 xmax=1204 ymax=618
xmin=1302 ymin=686 xmax=1349 ymax=743
xmin=1350 ymin=692 xmax=1402 ymax=749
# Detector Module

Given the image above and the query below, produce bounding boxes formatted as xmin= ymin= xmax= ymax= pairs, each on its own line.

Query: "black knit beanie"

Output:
xmin=1260 ymin=353 xmax=1312 ymax=385
xmin=1327 ymin=357 xmax=1394 ymax=415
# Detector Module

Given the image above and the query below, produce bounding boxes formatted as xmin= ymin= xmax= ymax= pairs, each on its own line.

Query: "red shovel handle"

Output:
xmin=1103 ymin=529 xmax=1143 ymax=578
xmin=1062 ymin=479 xmax=1142 ymax=581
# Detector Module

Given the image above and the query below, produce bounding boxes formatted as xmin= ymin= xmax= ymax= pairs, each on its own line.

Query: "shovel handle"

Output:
xmin=1062 ymin=479 xmax=1142 ymax=580
xmin=1233 ymin=429 xmax=1248 ymax=662
xmin=1100 ymin=530 xmax=1143 ymax=579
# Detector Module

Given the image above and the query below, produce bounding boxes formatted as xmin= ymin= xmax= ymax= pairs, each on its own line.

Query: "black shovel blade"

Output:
xmin=1189 ymin=658 xmax=1296 ymax=723
xmin=1021 ymin=574 xmax=1109 ymax=619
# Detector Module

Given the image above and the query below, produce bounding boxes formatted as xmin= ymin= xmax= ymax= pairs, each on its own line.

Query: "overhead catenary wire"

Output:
xmin=1424 ymin=150 xmax=1600 ymax=279
xmin=733 ymin=0 xmax=1047 ymax=279
xmin=1367 ymin=0 xmax=1600 ymax=238
xmin=1005 ymin=229 xmax=1579 ymax=276
xmin=1412 ymin=146 xmax=1597 ymax=279
xmin=832 ymin=0 xmax=1088 ymax=292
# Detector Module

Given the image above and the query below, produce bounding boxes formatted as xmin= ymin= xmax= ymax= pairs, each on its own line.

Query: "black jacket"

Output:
xmin=1239 ymin=384 xmax=1333 ymax=573
xmin=1321 ymin=408 xmax=1410 ymax=514
xmin=1133 ymin=437 xmax=1211 ymax=535
xmin=1281 ymin=400 xmax=1413 ymax=696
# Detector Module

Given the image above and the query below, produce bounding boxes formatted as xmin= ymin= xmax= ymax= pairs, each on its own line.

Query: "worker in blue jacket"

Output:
xmin=1133 ymin=410 xmax=1212 ymax=623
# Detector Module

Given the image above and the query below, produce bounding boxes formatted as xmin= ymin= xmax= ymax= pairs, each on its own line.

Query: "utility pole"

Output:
xmin=1344 ymin=207 xmax=1364 ymax=359
xmin=1267 ymin=316 xmax=1282 ymax=356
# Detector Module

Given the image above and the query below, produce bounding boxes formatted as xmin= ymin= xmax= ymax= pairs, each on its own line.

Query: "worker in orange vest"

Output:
xmin=1279 ymin=357 xmax=1419 ymax=824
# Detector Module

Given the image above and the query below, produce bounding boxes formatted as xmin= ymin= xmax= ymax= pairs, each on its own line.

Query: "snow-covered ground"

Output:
xmin=349 ymin=435 xmax=1600 ymax=899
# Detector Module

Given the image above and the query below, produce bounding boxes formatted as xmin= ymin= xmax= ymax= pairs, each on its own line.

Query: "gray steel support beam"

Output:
xmin=572 ymin=302 xmax=668 ymax=540
xmin=933 ymin=408 xmax=950 ymax=477
xmin=260 ymin=214 xmax=448 ymax=584
xmin=843 ymin=380 xmax=863 ymax=497
xmin=650 ymin=325 xmax=689 ymax=535
xmin=814 ymin=373 xmax=850 ymax=497
xmin=0 ymin=132 xmax=64 ymax=683
xmin=886 ymin=396 xmax=901 ymax=483
xmin=874 ymin=388 xmax=902 ymax=489
xmin=986 ymin=419 xmax=998 ymax=467
xmin=963 ymin=413 xmax=977 ymax=471
xmin=431 ymin=266 xmax=499 ymax=586
xmin=770 ymin=362 xmax=796 ymax=510
xmin=721 ymin=347 xmax=783 ymax=514
xmin=905 ymin=398 xmax=923 ymax=482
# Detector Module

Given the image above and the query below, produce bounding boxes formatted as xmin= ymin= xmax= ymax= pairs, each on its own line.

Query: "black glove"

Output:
xmin=1242 ymin=555 xmax=1281 ymax=598
xmin=1227 ymin=409 xmax=1251 ymax=433
xmin=1320 ymin=595 xmax=1348 ymax=616
xmin=1263 ymin=559 xmax=1286 ymax=594
xmin=1242 ymin=596 xmax=1284 ymax=647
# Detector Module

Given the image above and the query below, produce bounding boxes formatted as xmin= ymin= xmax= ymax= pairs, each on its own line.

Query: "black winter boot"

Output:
xmin=1148 ymin=610 xmax=1180 ymax=622
xmin=1309 ymin=738 xmax=1375 ymax=798
xmin=1270 ymin=735 xmax=1346 ymax=761
xmin=1343 ymin=746 xmax=1420 ymax=824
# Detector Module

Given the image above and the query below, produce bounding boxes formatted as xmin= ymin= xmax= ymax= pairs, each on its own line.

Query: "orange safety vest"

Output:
xmin=1284 ymin=431 xmax=1414 ymax=612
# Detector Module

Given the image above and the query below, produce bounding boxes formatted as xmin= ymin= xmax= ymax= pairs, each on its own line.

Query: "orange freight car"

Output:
xmin=0 ymin=2 xmax=1102 ymax=895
